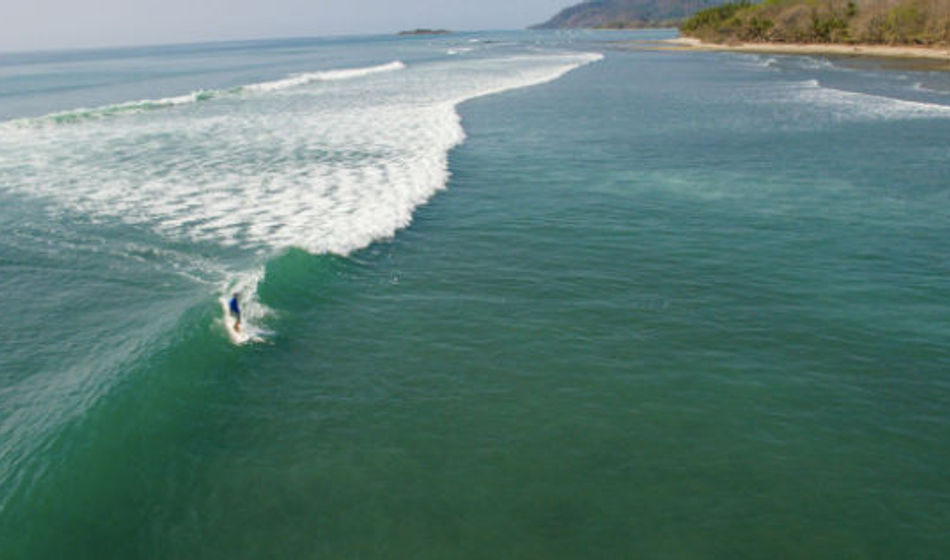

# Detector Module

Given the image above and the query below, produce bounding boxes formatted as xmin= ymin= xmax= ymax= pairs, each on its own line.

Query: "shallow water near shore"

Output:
xmin=1 ymin=30 xmax=949 ymax=558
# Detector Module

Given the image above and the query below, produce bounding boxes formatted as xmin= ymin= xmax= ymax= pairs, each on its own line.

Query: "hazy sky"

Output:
xmin=2 ymin=0 xmax=579 ymax=52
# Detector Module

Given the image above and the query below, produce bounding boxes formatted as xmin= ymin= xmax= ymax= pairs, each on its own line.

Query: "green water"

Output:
xmin=1 ymin=32 xmax=949 ymax=557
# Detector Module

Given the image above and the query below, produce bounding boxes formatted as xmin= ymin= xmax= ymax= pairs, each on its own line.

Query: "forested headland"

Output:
xmin=681 ymin=0 xmax=950 ymax=45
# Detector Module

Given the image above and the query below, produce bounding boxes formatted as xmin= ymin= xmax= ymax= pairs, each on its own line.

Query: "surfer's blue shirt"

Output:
xmin=229 ymin=297 xmax=240 ymax=317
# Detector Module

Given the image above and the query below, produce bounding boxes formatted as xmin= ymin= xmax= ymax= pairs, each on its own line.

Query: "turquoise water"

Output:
xmin=1 ymin=30 xmax=949 ymax=558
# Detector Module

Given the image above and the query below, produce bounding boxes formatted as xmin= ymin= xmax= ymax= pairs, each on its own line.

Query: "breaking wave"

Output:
xmin=0 ymin=52 xmax=601 ymax=256
xmin=242 ymin=60 xmax=406 ymax=93
xmin=783 ymin=79 xmax=950 ymax=121
xmin=0 ymin=50 xmax=602 ymax=343
xmin=6 ymin=61 xmax=407 ymax=126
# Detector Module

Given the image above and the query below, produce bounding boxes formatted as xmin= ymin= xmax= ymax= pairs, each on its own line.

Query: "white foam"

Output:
xmin=13 ymin=90 xmax=218 ymax=124
xmin=782 ymin=79 xmax=950 ymax=121
xmin=742 ymin=54 xmax=779 ymax=70
xmin=2 ymin=61 xmax=406 ymax=127
xmin=219 ymin=268 xmax=271 ymax=344
xmin=242 ymin=60 xmax=406 ymax=93
xmin=0 ymin=51 xmax=601 ymax=258
xmin=798 ymin=56 xmax=836 ymax=70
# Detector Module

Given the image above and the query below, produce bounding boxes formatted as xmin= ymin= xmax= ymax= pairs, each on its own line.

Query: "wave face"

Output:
xmin=0 ymin=53 xmax=599 ymax=256
xmin=0 ymin=50 xmax=600 ymax=343
xmin=0 ymin=45 xmax=602 ymax=511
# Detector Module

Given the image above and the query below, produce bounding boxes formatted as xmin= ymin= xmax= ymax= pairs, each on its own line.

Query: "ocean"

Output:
xmin=1 ymin=29 xmax=948 ymax=558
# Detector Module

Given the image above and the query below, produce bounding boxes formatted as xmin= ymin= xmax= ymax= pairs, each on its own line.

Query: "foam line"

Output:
xmin=4 ymin=61 xmax=406 ymax=126
xmin=790 ymin=79 xmax=950 ymax=120
xmin=36 ymin=90 xmax=217 ymax=124
xmin=241 ymin=61 xmax=406 ymax=93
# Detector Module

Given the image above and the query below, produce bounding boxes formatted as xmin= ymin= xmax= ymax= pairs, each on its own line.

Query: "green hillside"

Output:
xmin=681 ymin=0 xmax=950 ymax=44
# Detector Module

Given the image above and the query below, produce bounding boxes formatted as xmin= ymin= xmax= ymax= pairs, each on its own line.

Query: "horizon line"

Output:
xmin=0 ymin=27 xmax=539 ymax=57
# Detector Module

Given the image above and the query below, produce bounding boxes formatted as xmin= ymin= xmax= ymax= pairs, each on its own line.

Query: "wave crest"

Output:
xmin=242 ymin=60 xmax=406 ymax=93
xmin=5 ymin=61 xmax=406 ymax=127
xmin=790 ymin=79 xmax=950 ymax=120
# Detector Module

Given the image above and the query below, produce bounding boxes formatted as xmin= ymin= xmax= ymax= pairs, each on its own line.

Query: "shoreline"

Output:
xmin=663 ymin=37 xmax=950 ymax=63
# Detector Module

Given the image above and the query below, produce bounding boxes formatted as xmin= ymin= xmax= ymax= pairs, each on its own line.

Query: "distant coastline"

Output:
xmin=664 ymin=36 xmax=950 ymax=64
xmin=529 ymin=0 xmax=729 ymax=30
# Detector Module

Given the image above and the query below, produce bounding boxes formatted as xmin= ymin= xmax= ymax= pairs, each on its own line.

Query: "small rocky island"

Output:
xmin=397 ymin=29 xmax=451 ymax=36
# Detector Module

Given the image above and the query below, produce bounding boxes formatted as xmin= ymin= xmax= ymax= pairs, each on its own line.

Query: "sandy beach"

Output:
xmin=664 ymin=36 xmax=950 ymax=63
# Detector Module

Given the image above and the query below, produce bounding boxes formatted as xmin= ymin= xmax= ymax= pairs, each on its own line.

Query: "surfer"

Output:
xmin=229 ymin=293 xmax=241 ymax=332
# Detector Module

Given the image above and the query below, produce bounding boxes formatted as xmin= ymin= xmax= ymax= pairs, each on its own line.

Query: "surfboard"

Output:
xmin=219 ymin=296 xmax=251 ymax=345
